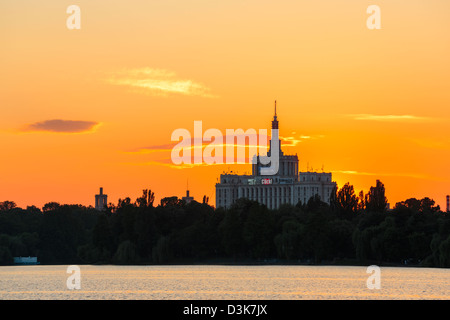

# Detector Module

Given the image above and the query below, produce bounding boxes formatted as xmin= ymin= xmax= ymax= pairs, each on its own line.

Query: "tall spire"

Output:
xmin=272 ymin=100 xmax=279 ymax=129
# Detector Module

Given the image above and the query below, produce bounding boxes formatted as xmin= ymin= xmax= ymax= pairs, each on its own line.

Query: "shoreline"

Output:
xmin=2 ymin=259 xmax=439 ymax=269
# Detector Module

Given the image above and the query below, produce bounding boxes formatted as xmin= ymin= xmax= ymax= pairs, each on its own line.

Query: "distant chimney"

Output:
xmin=447 ymin=195 xmax=449 ymax=213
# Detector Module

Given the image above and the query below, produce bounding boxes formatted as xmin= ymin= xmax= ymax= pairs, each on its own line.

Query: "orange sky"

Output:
xmin=1 ymin=1 xmax=449 ymax=209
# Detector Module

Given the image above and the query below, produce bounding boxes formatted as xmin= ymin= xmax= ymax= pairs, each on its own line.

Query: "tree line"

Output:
xmin=1 ymin=180 xmax=449 ymax=267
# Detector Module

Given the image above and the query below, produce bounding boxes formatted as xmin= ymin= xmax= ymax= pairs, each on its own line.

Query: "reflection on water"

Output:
xmin=0 ymin=265 xmax=449 ymax=299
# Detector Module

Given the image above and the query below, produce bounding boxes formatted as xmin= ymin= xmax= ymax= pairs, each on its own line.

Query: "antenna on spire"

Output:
xmin=272 ymin=100 xmax=279 ymax=129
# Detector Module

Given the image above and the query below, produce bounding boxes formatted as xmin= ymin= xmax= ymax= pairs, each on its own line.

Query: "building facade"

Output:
xmin=215 ymin=105 xmax=336 ymax=210
xmin=95 ymin=187 xmax=108 ymax=211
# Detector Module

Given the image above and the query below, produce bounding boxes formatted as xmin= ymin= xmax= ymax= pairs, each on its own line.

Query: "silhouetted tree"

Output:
xmin=152 ymin=235 xmax=172 ymax=264
xmin=42 ymin=202 xmax=60 ymax=213
xmin=274 ymin=220 xmax=304 ymax=261
xmin=135 ymin=189 xmax=155 ymax=208
xmin=357 ymin=190 xmax=366 ymax=211
xmin=395 ymin=197 xmax=440 ymax=214
xmin=365 ymin=180 xmax=388 ymax=212
xmin=0 ymin=201 xmax=17 ymax=211
xmin=438 ymin=235 xmax=450 ymax=267
xmin=329 ymin=185 xmax=338 ymax=212
xmin=0 ymin=184 xmax=448 ymax=267
xmin=219 ymin=199 xmax=256 ymax=259
xmin=160 ymin=196 xmax=180 ymax=207
xmin=305 ymin=194 xmax=328 ymax=213
xmin=336 ymin=182 xmax=358 ymax=217
xmin=91 ymin=213 xmax=114 ymax=262
xmin=26 ymin=205 xmax=41 ymax=214
xmin=113 ymin=240 xmax=139 ymax=264
xmin=420 ymin=197 xmax=440 ymax=213
xmin=243 ymin=203 xmax=275 ymax=259
xmin=118 ymin=197 xmax=133 ymax=209
xmin=327 ymin=219 xmax=355 ymax=259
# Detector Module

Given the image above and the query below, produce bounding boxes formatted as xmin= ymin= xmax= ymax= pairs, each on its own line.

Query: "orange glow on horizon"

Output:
xmin=1 ymin=1 xmax=449 ymax=210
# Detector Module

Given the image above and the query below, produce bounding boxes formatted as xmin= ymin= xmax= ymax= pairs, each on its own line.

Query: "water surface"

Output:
xmin=0 ymin=265 xmax=448 ymax=299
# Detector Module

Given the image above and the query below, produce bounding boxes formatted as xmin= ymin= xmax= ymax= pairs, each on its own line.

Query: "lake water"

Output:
xmin=0 ymin=265 xmax=449 ymax=300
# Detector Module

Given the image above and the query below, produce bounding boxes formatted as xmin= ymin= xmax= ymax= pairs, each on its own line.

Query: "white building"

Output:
xmin=215 ymin=105 xmax=336 ymax=210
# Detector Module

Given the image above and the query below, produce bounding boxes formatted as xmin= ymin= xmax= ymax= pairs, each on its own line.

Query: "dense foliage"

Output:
xmin=1 ymin=182 xmax=449 ymax=267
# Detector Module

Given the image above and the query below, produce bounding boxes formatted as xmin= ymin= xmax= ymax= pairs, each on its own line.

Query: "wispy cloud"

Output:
xmin=333 ymin=170 xmax=381 ymax=177
xmin=333 ymin=170 xmax=437 ymax=180
xmin=129 ymin=160 xmax=203 ymax=170
xmin=127 ymin=143 xmax=180 ymax=154
xmin=280 ymin=134 xmax=323 ymax=147
xmin=126 ymin=133 xmax=270 ymax=154
xmin=22 ymin=119 xmax=100 ymax=133
xmin=280 ymin=136 xmax=305 ymax=147
xmin=106 ymin=68 xmax=217 ymax=98
xmin=349 ymin=114 xmax=432 ymax=122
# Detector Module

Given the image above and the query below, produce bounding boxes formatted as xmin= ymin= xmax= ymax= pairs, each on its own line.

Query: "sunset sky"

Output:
xmin=1 ymin=1 xmax=449 ymax=209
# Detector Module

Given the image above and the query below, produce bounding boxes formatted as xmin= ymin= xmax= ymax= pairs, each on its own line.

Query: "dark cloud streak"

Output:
xmin=23 ymin=119 xmax=99 ymax=133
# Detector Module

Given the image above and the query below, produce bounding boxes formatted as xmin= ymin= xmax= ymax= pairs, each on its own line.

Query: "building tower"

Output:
xmin=252 ymin=101 xmax=298 ymax=179
xmin=182 ymin=180 xmax=194 ymax=204
xmin=447 ymin=195 xmax=449 ymax=213
xmin=95 ymin=187 xmax=108 ymax=211
xmin=272 ymin=100 xmax=279 ymax=129
xmin=215 ymin=102 xmax=336 ymax=209
xmin=182 ymin=189 xmax=194 ymax=204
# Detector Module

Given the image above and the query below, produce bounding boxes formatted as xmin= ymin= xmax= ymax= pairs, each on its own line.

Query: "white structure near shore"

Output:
xmin=13 ymin=256 xmax=39 ymax=265
xmin=95 ymin=187 xmax=108 ymax=211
